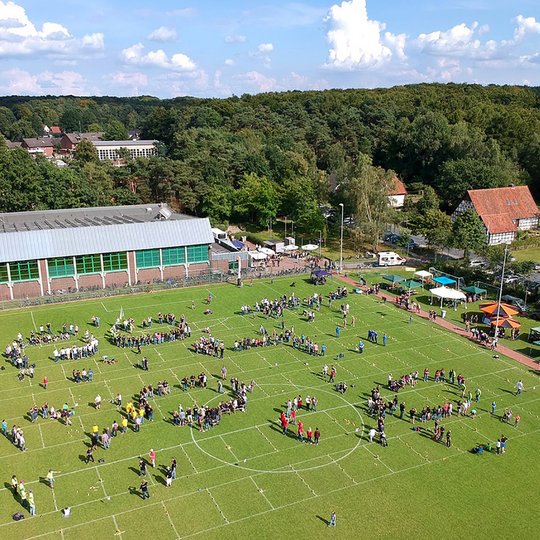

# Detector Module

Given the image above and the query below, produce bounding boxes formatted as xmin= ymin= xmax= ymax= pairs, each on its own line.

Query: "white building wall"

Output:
xmin=517 ymin=217 xmax=539 ymax=230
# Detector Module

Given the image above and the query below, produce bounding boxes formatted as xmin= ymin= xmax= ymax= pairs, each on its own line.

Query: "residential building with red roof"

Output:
xmin=386 ymin=177 xmax=408 ymax=208
xmin=452 ymin=186 xmax=539 ymax=245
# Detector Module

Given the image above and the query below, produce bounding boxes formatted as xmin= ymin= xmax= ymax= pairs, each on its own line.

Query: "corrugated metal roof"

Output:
xmin=0 ymin=218 xmax=214 ymax=263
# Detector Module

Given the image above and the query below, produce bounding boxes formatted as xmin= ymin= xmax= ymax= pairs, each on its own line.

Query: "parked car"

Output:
xmin=501 ymin=295 xmax=528 ymax=313
xmin=383 ymin=232 xmax=400 ymax=243
xmin=470 ymin=259 xmax=488 ymax=268
xmin=526 ymin=310 xmax=540 ymax=321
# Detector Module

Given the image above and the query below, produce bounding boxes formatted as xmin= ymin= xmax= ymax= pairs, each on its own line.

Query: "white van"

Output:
xmin=378 ymin=251 xmax=406 ymax=267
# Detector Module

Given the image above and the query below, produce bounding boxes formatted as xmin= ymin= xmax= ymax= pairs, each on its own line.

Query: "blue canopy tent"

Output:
xmin=433 ymin=276 xmax=456 ymax=286
xmin=311 ymin=268 xmax=331 ymax=284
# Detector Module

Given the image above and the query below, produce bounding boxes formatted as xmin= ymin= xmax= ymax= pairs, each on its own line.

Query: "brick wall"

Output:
xmin=135 ymin=268 xmax=161 ymax=284
xmin=49 ymin=276 xmax=78 ymax=293
xmin=78 ymin=274 xmax=104 ymax=289
xmin=12 ymin=281 xmax=41 ymax=299
xmin=163 ymin=265 xmax=187 ymax=280
xmin=0 ymin=283 xmax=11 ymax=301
xmin=187 ymin=262 xmax=211 ymax=277
xmin=105 ymin=271 xmax=129 ymax=288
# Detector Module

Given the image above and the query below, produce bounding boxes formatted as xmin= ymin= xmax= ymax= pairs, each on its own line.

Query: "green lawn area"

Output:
xmin=511 ymin=247 xmax=540 ymax=263
xmin=0 ymin=277 xmax=538 ymax=539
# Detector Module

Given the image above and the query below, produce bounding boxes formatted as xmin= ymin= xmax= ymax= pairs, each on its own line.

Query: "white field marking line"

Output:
xmin=220 ymin=434 xmax=240 ymax=462
xmin=137 ymin=374 xmax=165 ymax=420
xmin=362 ymin=443 xmax=395 ymax=473
xmin=255 ymin=350 xmax=273 ymax=368
xmin=59 ymin=363 xmax=68 ymax=380
xmin=50 ymin=483 xmax=59 ymax=511
xmin=37 ymin=423 xmax=46 ymax=448
xmin=397 ymin=436 xmax=431 ymax=463
xmin=327 ymin=454 xmax=358 ymax=484
xmin=91 ymin=355 xmax=103 ymax=374
xmin=161 ymin=501 xmax=181 ymax=539
xmin=100 ymin=302 xmax=110 ymax=313
xmin=122 ymin=351 xmax=134 ymax=367
xmin=225 ymin=356 xmax=245 ymax=374
xmin=256 ymin=425 xmax=279 ymax=452
xmin=103 ymin=379 xmax=115 ymax=400
xmin=206 ymin=487 xmax=229 ymax=524
xmin=249 ymin=476 xmax=274 ymax=510
xmin=289 ymin=465 xmax=317 ymax=496
xmin=9 ymin=405 xmax=540 ymax=536
xmin=111 ymin=515 xmax=123 ymax=538
xmin=180 ymin=443 xmax=199 ymax=474
xmin=95 ymin=467 xmax=109 ymax=499
xmin=323 ymin=410 xmax=349 ymax=434
xmin=30 ymin=311 xmax=37 ymax=331
xmin=0 ymin=429 xmax=467 ymax=540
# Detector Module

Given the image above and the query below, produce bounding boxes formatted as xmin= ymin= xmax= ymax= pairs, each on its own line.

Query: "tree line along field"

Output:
xmin=0 ymin=277 xmax=538 ymax=540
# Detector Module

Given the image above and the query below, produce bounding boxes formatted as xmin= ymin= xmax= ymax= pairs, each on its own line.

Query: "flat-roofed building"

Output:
xmin=0 ymin=203 xmax=214 ymax=300
xmin=92 ymin=140 xmax=158 ymax=161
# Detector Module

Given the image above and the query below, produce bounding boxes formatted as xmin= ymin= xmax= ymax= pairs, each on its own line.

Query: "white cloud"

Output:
xmin=0 ymin=67 xmax=90 ymax=95
xmin=236 ymin=71 xmax=277 ymax=93
xmin=324 ymin=0 xmax=403 ymax=69
xmin=105 ymin=71 xmax=148 ymax=96
xmin=257 ymin=42 xmax=273 ymax=53
xmin=148 ymin=26 xmax=177 ymax=42
xmin=514 ymin=15 xmax=540 ymax=41
xmin=416 ymin=22 xmax=481 ymax=56
xmin=225 ymin=34 xmax=246 ymax=44
xmin=224 ymin=58 xmax=235 ymax=66
xmin=253 ymin=42 xmax=274 ymax=67
xmin=121 ymin=43 xmax=196 ymax=71
xmin=167 ymin=8 xmax=195 ymax=17
xmin=0 ymin=1 xmax=104 ymax=57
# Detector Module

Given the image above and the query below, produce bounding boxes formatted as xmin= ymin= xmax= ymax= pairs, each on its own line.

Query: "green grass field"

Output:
xmin=0 ymin=277 xmax=538 ymax=540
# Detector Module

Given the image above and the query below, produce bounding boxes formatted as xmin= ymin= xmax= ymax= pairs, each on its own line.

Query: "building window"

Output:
xmin=102 ymin=252 xmax=127 ymax=272
xmin=76 ymin=254 xmax=102 ymax=274
xmin=162 ymin=247 xmax=186 ymax=266
xmin=48 ymin=257 xmax=75 ymax=278
xmin=10 ymin=260 xmax=39 ymax=281
xmin=228 ymin=260 xmax=239 ymax=271
xmin=0 ymin=263 xmax=8 ymax=283
xmin=187 ymin=244 xmax=208 ymax=264
xmin=136 ymin=249 xmax=160 ymax=269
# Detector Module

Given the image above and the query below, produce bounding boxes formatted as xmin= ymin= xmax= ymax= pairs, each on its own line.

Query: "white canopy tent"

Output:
xmin=414 ymin=270 xmax=433 ymax=280
xmin=282 ymin=244 xmax=299 ymax=252
xmin=301 ymin=244 xmax=319 ymax=251
xmin=258 ymin=247 xmax=275 ymax=256
xmin=430 ymin=286 xmax=466 ymax=307
xmin=249 ymin=251 xmax=267 ymax=260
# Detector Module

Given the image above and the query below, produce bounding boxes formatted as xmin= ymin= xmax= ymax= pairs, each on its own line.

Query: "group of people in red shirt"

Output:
xmin=279 ymin=410 xmax=320 ymax=444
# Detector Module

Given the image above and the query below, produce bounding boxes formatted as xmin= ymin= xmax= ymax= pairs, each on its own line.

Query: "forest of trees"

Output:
xmin=0 ymin=83 xmax=539 ymax=250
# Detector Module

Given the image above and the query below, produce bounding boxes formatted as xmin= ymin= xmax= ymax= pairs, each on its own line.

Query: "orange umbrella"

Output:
xmin=480 ymin=302 xmax=519 ymax=318
xmin=489 ymin=318 xmax=521 ymax=329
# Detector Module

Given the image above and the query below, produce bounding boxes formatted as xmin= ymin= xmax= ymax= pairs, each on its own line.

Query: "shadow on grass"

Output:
xmin=316 ymin=515 xmax=329 ymax=526
xmin=498 ymin=388 xmax=515 ymax=395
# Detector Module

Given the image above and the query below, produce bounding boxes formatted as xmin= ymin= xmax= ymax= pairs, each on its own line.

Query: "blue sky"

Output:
xmin=0 ymin=0 xmax=539 ymax=97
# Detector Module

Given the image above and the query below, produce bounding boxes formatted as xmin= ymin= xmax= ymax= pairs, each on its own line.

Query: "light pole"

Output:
xmin=339 ymin=203 xmax=344 ymax=273
xmin=319 ymin=230 xmax=322 ymax=258
xmin=284 ymin=216 xmax=287 ymax=239
xmin=494 ymin=244 xmax=509 ymax=338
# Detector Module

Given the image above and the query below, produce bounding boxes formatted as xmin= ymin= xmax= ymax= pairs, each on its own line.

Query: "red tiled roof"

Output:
xmin=468 ymin=186 xmax=539 ymax=234
xmin=50 ymin=126 xmax=62 ymax=134
xmin=387 ymin=177 xmax=407 ymax=196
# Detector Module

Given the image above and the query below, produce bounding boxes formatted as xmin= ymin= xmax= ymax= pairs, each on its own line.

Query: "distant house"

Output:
xmin=60 ymin=132 xmax=103 ymax=153
xmin=452 ymin=186 xmax=540 ymax=245
xmin=50 ymin=126 xmax=62 ymax=136
xmin=128 ymin=129 xmax=141 ymax=140
xmin=91 ymin=140 xmax=158 ymax=162
xmin=387 ymin=177 xmax=408 ymax=208
xmin=21 ymin=138 xmax=55 ymax=158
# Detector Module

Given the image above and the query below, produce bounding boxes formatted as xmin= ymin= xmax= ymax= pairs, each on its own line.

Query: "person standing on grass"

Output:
xmin=140 ymin=479 xmax=150 ymax=500
xmin=335 ymin=325 xmax=341 ymax=338
xmin=46 ymin=469 xmax=57 ymax=488
xmin=149 ymin=449 xmax=156 ymax=468
xmin=28 ymin=490 xmax=36 ymax=516
xmin=281 ymin=415 xmax=289 ymax=435
xmin=329 ymin=366 xmax=336 ymax=384
xmin=297 ymin=420 xmax=304 ymax=442
xmin=139 ymin=458 xmax=147 ymax=476
xmin=516 ymin=380 xmax=523 ymax=395
xmin=11 ymin=475 xmax=18 ymax=494
xmin=514 ymin=415 xmax=521 ymax=428
xmin=328 ymin=511 xmax=336 ymax=527
xmin=43 ymin=376 xmax=48 ymax=390
xmin=19 ymin=481 xmax=27 ymax=508
xmin=171 ymin=458 xmax=177 ymax=480
xmin=314 ymin=427 xmax=321 ymax=445
xmin=491 ymin=401 xmax=497 ymax=415
xmin=446 ymin=431 xmax=451 ymax=448
xmin=383 ymin=334 xmax=387 ymax=346
xmin=475 ymin=388 xmax=481 ymax=402
xmin=95 ymin=394 xmax=102 ymax=410
xmin=85 ymin=446 xmax=95 ymax=464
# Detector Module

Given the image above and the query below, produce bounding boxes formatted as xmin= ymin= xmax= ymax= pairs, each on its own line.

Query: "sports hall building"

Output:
xmin=0 ymin=204 xmax=216 ymax=300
